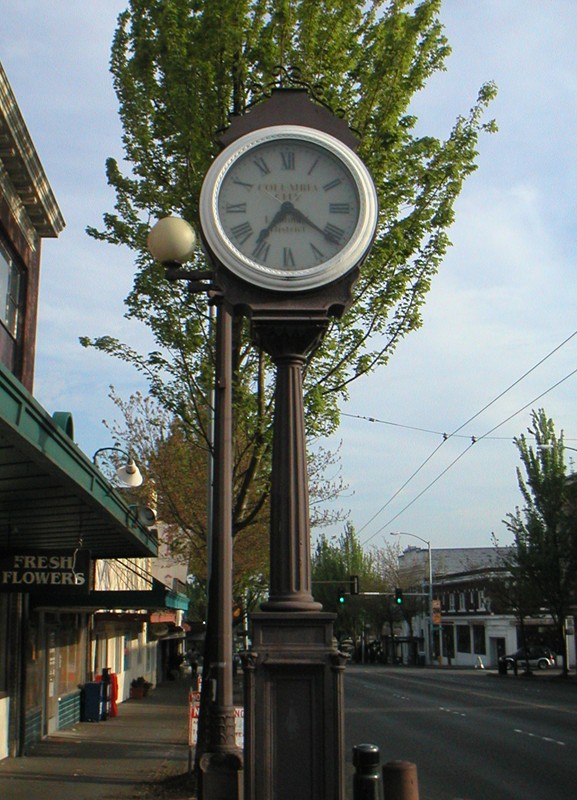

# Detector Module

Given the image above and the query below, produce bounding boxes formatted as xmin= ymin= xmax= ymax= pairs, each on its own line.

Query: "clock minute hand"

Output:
xmin=286 ymin=204 xmax=333 ymax=242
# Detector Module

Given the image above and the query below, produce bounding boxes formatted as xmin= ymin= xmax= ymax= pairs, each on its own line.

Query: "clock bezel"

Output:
xmin=199 ymin=125 xmax=378 ymax=292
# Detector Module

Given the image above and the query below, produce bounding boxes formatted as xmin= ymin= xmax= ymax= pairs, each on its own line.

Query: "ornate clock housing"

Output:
xmin=199 ymin=125 xmax=378 ymax=292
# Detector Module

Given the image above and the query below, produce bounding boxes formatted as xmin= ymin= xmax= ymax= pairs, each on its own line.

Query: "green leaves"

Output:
xmin=503 ymin=409 xmax=577 ymax=671
xmin=84 ymin=0 xmax=496 ymax=552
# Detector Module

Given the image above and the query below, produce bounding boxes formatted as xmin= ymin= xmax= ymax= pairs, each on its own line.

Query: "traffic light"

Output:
xmin=349 ymin=575 xmax=359 ymax=595
xmin=338 ymin=590 xmax=346 ymax=605
xmin=395 ymin=587 xmax=403 ymax=605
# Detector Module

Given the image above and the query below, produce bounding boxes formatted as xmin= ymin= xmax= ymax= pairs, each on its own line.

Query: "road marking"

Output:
xmin=514 ymin=728 xmax=566 ymax=746
xmin=440 ymin=706 xmax=467 ymax=718
xmin=350 ymin=669 xmax=577 ymax=717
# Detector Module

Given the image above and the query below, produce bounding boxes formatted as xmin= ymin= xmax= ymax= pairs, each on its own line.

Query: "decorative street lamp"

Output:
xmin=390 ymin=531 xmax=434 ymax=665
xmin=147 ymin=216 xmax=242 ymax=798
xmin=92 ymin=446 xmax=144 ymax=487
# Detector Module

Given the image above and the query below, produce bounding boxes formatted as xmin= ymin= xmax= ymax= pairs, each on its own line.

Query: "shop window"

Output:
xmin=473 ymin=625 xmax=486 ymax=655
xmin=457 ymin=624 xmax=471 ymax=653
xmin=115 ymin=636 xmax=123 ymax=675
xmin=56 ymin=615 xmax=85 ymax=696
xmin=25 ymin=615 xmax=44 ymax=710
xmin=442 ymin=625 xmax=455 ymax=658
xmin=123 ymin=633 xmax=132 ymax=671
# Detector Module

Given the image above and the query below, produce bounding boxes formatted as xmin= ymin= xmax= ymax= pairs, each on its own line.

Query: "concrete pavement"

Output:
xmin=0 ymin=677 xmax=195 ymax=800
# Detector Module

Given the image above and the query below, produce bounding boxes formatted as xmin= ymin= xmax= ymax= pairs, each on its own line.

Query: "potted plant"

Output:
xmin=130 ymin=676 xmax=152 ymax=699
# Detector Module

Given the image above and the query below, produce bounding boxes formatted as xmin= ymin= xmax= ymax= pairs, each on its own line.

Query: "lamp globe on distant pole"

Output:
xmin=390 ymin=531 xmax=433 ymax=665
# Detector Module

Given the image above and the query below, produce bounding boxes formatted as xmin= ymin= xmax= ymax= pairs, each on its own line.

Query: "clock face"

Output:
xmin=200 ymin=126 xmax=378 ymax=291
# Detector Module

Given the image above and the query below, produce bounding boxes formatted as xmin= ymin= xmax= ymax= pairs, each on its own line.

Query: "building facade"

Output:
xmin=0 ymin=63 xmax=188 ymax=758
xmin=398 ymin=546 xmax=576 ymax=669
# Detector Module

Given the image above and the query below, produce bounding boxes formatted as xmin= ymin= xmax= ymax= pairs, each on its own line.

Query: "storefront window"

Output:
xmin=57 ymin=619 xmax=85 ymax=695
xmin=457 ymin=624 xmax=471 ymax=653
xmin=25 ymin=615 xmax=44 ymax=710
xmin=442 ymin=624 xmax=455 ymax=658
xmin=43 ymin=613 xmax=86 ymax=698
xmin=473 ymin=624 xmax=486 ymax=655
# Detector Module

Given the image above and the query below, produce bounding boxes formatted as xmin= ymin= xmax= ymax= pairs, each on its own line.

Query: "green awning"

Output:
xmin=30 ymin=578 xmax=189 ymax=613
xmin=0 ymin=362 xmax=157 ymax=558
xmin=83 ymin=578 xmax=189 ymax=611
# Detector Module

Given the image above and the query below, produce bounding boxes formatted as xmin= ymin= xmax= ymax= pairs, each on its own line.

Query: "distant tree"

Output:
xmin=503 ymin=408 xmax=577 ymax=675
xmin=311 ymin=524 xmax=377 ymax=642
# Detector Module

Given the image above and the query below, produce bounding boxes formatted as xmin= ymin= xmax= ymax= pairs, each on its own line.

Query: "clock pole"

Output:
xmin=198 ymin=89 xmax=377 ymax=800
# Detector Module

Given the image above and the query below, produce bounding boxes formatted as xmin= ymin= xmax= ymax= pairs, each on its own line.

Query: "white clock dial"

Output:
xmin=217 ymin=138 xmax=360 ymax=270
xmin=200 ymin=126 xmax=378 ymax=291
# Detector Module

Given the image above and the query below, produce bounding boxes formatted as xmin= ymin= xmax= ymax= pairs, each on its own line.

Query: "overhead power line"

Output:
xmin=356 ymin=328 xmax=577 ymax=545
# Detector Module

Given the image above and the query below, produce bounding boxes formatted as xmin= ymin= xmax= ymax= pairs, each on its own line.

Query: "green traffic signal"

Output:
xmin=338 ymin=590 xmax=346 ymax=604
xmin=395 ymin=587 xmax=403 ymax=605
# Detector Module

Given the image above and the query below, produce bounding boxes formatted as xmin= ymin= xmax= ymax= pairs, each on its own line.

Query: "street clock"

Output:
xmin=199 ymin=125 xmax=377 ymax=293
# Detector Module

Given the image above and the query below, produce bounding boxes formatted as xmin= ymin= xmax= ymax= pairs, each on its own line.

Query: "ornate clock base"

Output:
xmin=242 ymin=612 xmax=347 ymax=800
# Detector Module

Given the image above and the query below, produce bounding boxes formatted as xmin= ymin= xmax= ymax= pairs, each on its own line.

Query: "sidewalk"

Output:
xmin=0 ymin=677 xmax=196 ymax=800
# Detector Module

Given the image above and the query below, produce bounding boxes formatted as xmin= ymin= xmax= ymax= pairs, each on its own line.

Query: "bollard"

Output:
xmin=382 ymin=760 xmax=419 ymax=800
xmin=353 ymin=743 xmax=383 ymax=800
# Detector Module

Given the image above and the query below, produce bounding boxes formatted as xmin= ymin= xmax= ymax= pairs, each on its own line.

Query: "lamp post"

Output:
xmin=147 ymin=216 xmax=242 ymax=797
xmin=390 ymin=531 xmax=433 ymax=665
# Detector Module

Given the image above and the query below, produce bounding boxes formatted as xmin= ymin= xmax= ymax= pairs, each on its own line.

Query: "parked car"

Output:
xmin=499 ymin=646 xmax=557 ymax=671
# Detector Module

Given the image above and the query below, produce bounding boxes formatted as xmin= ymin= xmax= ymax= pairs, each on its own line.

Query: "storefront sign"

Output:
xmin=0 ymin=549 xmax=91 ymax=593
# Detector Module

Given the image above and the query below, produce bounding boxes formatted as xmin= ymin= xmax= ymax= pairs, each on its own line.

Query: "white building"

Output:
xmin=397 ymin=546 xmax=575 ymax=669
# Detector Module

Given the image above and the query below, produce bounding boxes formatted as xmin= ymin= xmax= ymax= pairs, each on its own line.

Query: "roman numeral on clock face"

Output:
xmin=283 ymin=247 xmax=295 ymax=267
xmin=323 ymin=178 xmax=342 ymax=192
xmin=226 ymin=202 xmax=247 ymax=213
xmin=253 ymin=157 xmax=271 ymax=175
xmin=252 ymin=240 xmax=270 ymax=262
xmin=230 ymin=221 xmax=253 ymax=244
xmin=310 ymin=243 xmax=325 ymax=262
xmin=324 ymin=223 xmax=345 ymax=244
xmin=329 ymin=203 xmax=351 ymax=214
xmin=281 ymin=151 xmax=295 ymax=170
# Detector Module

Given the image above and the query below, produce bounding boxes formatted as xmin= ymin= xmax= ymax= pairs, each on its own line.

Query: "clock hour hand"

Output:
xmin=255 ymin=202 xmax=291 ymax=244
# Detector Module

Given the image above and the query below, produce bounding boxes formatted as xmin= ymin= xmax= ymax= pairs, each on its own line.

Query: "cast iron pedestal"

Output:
xmin=243 ymin=613 xmax=346 ymax=800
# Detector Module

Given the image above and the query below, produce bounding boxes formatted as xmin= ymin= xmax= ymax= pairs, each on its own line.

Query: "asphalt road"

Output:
xmin=344 ymin=665 xmax=577 ymax=800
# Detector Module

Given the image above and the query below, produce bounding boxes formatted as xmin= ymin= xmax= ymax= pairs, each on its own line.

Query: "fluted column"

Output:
xmin=253 ymin=318 xmax=327 ymax=612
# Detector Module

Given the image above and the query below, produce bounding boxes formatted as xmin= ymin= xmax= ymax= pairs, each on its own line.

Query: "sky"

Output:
xmin=2 ymin=1 xmax=577 ymax=554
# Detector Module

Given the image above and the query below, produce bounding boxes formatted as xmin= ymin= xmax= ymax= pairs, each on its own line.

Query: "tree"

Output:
xmin=104 ymin=387 xmax=346 ymax=611
xmin=82 ymin=0 xmax=496 ymax=564
xmin=311 ymin=524 xmax=377 ymax=643
xmin=503 ymin=409 xmax=577 ymax=675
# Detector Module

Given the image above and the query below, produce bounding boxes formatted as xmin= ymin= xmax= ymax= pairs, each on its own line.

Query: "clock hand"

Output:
xmin=285 ymin=204 xmax=335 ymax=242
xmin=255 ymin=202 xmax=292 ymax=243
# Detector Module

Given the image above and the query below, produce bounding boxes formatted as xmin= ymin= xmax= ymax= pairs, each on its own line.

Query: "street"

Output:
xmin=344 ymin=665 xmax=577 ymax=800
